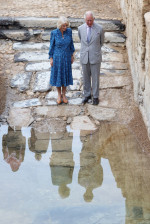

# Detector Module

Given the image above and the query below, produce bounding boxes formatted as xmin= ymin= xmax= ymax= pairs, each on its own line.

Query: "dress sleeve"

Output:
xmin=48 ymin=31 xmax=55 ymax=59
xmin=70 ymin=29 xmax=75 ymax=55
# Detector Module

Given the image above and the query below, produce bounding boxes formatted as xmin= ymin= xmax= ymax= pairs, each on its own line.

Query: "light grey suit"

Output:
xmin=78 ymin=22 xmax=104 ymax=98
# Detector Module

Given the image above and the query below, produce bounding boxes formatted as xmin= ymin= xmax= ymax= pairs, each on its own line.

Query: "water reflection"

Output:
xmin=50 ymin=131 xmax=74 ymax=199
xmin=79 ymin=133 xmax=103 ymax=202
xmin=2 ymin=127 xmax=25 ymax=172
xmin=28 ymin=127 xmax=50 ymax=161
xmin=0 ymin=122 xmax=150 ymax=223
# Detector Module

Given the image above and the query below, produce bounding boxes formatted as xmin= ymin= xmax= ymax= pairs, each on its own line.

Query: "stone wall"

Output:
xmin=116 ymin=0 xmax=150 ymax=138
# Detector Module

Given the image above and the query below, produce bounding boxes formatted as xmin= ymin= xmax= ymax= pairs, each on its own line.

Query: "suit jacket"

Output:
xmin=78 ymin=22 xmax=104 ymax=64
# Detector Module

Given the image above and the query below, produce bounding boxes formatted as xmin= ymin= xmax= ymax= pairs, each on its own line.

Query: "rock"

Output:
xmin=87 ymin=105 xmax=117 ymax=121
xmin=10 ymin=72 xmax=32 ymax=92
xmin=7 ymin=107 xmax=34 ymax=128
xmin=33 ymin=71 xmax=51 ymax=92
xmin=35 ymin=105 xmax=82 ymax=117
xmin=13 ymin=98 xmax=42 ymax=108
xmin=70 ymin=116 xmax=97 ymax=130
xmin=67 ymin=117 xmax=72 ymax=124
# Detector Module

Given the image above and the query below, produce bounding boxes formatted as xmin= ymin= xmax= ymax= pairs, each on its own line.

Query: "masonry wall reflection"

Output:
xmin=95 ymin=122 xmax=150 ymax=224
xmin=2 ymin=127 xmax=26 ymax=172
xmin=50 ymin=131 xmax=74 ymax=199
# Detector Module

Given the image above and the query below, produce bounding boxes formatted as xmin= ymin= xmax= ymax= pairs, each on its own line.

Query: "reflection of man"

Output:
xmin=2 ymin=127 xmax=25 ymax=172
xmin=78 ymin=11 xmax=104 ymax=105
xmin=50 ymin=132 xmax=74 ymax=199
xmin=78 ymin=131 xmax=103 ymax=202
xmin=28 ymin=128 xmax=50 ymax=161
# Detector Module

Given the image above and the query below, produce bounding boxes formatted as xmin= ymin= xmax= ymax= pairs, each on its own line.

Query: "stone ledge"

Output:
xmin=0 ymin=17 xmax=125 ymax=31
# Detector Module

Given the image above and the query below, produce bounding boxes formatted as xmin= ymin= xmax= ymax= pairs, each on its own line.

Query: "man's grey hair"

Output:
xmin=57 ymin=16 xmax=70 ymax=29
xmin=84 ymin=11 xmax=95 ymax=19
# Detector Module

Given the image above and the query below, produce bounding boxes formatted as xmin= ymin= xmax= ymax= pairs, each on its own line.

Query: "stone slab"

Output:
xmin=102 ymin=44 xmax=119 ymax=53
xmin=14 ymin=51 xmax=49 ymax=62
xmin=45 ymin=100 xmax=57 ymax=106
xmin=25 ymin=61 xmax=80 ymax=72
xmin=101 ymin=62 xmax=128 ymax=70
xmin=72 ymin=69 xmax=82 ymax=80
xmin=103 ymin=52 xmax=124 ymax=62
xmin=0 ymin=30 xmax=31 ymax=41
xmin=45 ymin=91 xmax=58 ymax=99
xmin=25 ymin=61 xmax=51 ymax=72
xmin=13 ymin=42 xmax=50 ymax=51
xmin=100 ymin=75 xmax=130 ymax=89
xmin=35 ymin=106 xmax=82 ymax=117
xmin=68 ymin=80 xmax=81 ymax=91
xmin=87 ymin=105 xmax=117 ymax=121
xmin=33 ymin=71 xmax=51 ymax=92
xmin=68 ymin=98 xmax=82 ymax=105
xmin=105 ymin=32 xmax=126 ymax=43
xmin=0 ymin=17 xmax=125 ymax=31
xmin=7 ymin=107 xmax=34 ymax=128
xmin=100 ymin=69 xmax=127 ymax=76
xmin=13 ymin=98 xmax=42 ymax=108
xmin=70 ymin=116 xmax=97 ymax=130
xmin=10 ymin=72 xmax=32 ymax=92
xmin=99 ymin=89 xmax=130 ymax=109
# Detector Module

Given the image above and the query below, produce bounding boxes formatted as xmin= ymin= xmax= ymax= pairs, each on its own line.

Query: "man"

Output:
xmin=78 ymin=11 xmax=104 ymax=105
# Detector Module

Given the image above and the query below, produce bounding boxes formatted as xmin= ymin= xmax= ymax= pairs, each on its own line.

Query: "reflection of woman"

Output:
xmin=2 ymin=127 xmax=25 ymax=172
xmin=49 ymin=16 xmax=75 ymax=104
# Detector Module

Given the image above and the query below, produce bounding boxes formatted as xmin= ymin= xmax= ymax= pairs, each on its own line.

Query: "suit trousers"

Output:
xmin=82 ymin=62 xmax=100 ymax=98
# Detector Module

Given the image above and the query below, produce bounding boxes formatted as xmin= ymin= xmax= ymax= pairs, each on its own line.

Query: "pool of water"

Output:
xmin=0 ymin=122 xmax=150 ymax=224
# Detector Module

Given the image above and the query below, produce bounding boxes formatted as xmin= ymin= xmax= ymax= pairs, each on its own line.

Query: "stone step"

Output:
xmin=13 ymin=98 xmax=42 ymax=108
xmin=13 ymin=42 xmax=119 ymax=54
xmin=14 ymin=50 xmax=125 ymax=63
xmin=0 ymin=28 xmax=126 ymax=42
xmin=25 ymin=61 xmax=80 ymax=72
xmin=0 ymin=17 xmax=125 ymax=32
xmin=100 ymin=75 xmax=130 ymax=89
xmin=42 ymin=30 xmax=126 ymax=43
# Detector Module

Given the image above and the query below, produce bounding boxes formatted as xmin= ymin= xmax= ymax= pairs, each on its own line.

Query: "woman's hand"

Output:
xmin=50 ymin=58 xmax=53 ymax=67
xmin=71 ymin=55 xmax=74 ymax=64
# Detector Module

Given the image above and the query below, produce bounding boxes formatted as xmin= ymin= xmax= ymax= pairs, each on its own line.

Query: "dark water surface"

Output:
xmin=0 ymin=122 xmax=150 ymax=224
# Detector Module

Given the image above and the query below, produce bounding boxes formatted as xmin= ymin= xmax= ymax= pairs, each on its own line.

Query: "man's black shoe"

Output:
xmin=82 ymin=95 xmax=91 ymax=104
xmin=92 ymin=98 xmax=99 ymax=105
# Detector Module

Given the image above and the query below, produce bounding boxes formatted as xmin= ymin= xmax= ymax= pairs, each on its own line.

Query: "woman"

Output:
xmin=49 ymin=16 xmax=75 ymax=104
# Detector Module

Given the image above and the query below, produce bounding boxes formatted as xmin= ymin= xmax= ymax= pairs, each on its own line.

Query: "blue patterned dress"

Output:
xmin=49 ymin=28 xmax=75 ymax=87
